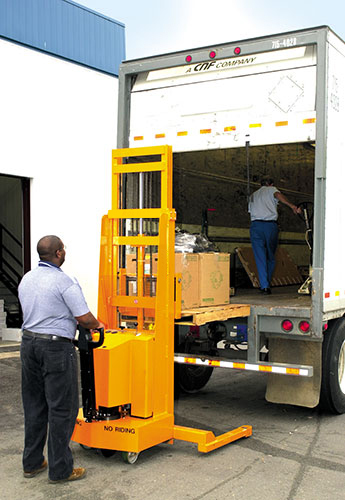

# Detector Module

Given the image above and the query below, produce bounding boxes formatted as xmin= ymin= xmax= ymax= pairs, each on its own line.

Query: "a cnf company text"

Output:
xmin=186 ymin=57 xmax=257 ymax=73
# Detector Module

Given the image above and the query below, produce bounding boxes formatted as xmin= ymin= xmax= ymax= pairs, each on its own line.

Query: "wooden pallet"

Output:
xmin=176 ymin=303 xmax=250 ymax=326
xmin=236 ymin=247 xmax=303 ymax=288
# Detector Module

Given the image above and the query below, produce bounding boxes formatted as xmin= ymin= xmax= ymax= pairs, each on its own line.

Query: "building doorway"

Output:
xmin=0 ymin=174 xmax=30 ymax=327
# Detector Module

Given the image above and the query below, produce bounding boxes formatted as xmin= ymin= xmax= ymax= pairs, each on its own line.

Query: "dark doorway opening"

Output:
xmin=0 ymin=174 xmax=31 ymax=328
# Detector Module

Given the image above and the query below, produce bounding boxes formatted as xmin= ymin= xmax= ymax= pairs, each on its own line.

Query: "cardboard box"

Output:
xmin=127 ymin=252 xmax=230 ymax=309
xmin=175 ymin=253 xmax=199 ymax=309
xmin=126 ymin=253 xmax=158 ymax=275
xmin=198 ymin=253 xmax=230 ymax=307
xmin=128 ymin=277 xmax=156 ymax=296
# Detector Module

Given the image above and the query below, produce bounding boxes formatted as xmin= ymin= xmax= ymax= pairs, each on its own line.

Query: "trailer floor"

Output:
xmin=231 ymin=285 xmax=311 ymax=309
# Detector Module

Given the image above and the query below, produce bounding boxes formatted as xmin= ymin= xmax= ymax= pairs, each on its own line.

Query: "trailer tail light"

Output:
xmin=299 ymin=321 xmax=310 ymax=333
xmin=209 ymin=50 xmax=216 ymax=59
xmin=234 ymin=47 xmax=241 ymax=55
xmin=185 ymin=55 xmax=192 ymax=63
xmin=282 ymin=319 xmax=293 ymax=332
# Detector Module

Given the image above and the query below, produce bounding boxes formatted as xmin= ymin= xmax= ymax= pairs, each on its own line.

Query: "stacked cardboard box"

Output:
xmin=176 ymin=253 xmax=230 ymax=309
xmin=126 ymin=254 xmax=157 ymax=275
xmin=175 ymin=253 xmax=199 ymax=309
xmin=198 ymin=253 xmax=230 ymax=307
xmin=126 ymin=252 xmax=230 ymax=310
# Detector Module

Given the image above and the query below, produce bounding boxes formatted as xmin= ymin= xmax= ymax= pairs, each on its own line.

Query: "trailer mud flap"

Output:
xmin=265 ymin=338 xmax=321 ymax=408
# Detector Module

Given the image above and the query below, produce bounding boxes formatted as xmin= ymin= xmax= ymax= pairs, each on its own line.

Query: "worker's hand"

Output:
xmin=90 ymin=322 xmax=105 ymax=342
xmin=292 ymin=204 xmax=302 ymax=215
xmin=92 ymin=321 xmax=105 ymax=332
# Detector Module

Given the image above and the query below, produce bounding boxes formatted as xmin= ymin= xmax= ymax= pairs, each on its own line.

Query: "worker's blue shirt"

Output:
xmin=18 ymin=261 xmax=90 ymax=339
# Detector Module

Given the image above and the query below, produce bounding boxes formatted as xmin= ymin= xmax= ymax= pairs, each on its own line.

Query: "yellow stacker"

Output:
xmin=72 ymin=145 xmax=252 ymax=463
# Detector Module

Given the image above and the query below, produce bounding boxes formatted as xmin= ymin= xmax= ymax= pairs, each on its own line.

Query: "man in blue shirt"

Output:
xmin=248 ymin=178 xmax=301 ymax=294
xmin=19 ymin=235 xmax=103 ymax=483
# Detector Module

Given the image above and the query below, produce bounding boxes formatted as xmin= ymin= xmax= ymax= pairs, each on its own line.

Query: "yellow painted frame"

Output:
xmin=72 ymin=145 xmax=252 ymax=456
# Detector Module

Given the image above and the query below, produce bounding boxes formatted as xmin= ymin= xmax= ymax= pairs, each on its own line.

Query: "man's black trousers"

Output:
xmin=20 ymin=335 xmax=79 ymax=481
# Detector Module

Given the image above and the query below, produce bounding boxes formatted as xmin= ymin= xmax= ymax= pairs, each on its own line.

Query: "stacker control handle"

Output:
xmin=74 ymin=325 xmax=105 ymax=350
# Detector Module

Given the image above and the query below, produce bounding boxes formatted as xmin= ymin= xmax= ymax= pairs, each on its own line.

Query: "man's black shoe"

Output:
xmin=260 ymin=288 xmax=272 ymax=295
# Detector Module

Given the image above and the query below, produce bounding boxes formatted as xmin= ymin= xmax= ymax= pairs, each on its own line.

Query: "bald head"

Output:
xmin=37 ymin=235 xmax=65 ymax=266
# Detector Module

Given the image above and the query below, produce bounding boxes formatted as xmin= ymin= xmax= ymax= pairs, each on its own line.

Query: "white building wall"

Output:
xmin=0 ymin=38 xmax=118 ymax=314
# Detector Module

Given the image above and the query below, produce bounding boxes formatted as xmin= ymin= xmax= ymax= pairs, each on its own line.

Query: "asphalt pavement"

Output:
xmin=1 ymin=341 xmax=345 ymax=500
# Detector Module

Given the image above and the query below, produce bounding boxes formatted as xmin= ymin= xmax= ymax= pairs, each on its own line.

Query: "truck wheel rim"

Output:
xmin=339 ymin=340 xmax=345 ymax=394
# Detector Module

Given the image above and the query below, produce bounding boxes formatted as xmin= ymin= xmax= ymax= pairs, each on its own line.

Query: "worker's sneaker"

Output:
xmin=49 ymin=467 xmax=86 ymax=484
xmin=260 ymin=287 xmax=272 ymax=295
xmin=23 ymin=459 xmax=48 ymax=478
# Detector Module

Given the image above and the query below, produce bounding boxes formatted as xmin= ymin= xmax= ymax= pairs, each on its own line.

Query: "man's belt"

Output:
xmin=251 ymin=219 xmax=278 ymax=223
xmin=22 ymin=330 xmax=72 ymax=343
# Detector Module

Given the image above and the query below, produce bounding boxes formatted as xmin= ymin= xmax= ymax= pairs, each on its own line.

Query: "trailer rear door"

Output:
xmin=130 ymin=46 xmax=317 ymax=151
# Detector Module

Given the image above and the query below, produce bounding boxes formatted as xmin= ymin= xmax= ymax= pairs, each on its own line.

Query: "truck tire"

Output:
xmin=177 ymin=363 xmax=214 ymax=393
xmin=320 ymin=317 xmax=345 ymax=414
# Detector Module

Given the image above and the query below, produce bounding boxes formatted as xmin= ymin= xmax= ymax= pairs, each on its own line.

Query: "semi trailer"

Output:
xmin=112 ymin=26 xmax=345 ymax=414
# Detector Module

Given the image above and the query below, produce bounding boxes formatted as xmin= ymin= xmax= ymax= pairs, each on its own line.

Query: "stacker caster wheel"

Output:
xmin=100 ymin=448 xmax=116 ymax=458
xmin=121 ymin=451 xmax=139 ymax=464
xmin=79 ymin=444 xmax=92 ymax=451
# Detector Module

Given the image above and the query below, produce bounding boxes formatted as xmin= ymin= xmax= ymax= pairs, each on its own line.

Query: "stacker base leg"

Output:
xmin=173 ymin=424 xmax=252 ymax=453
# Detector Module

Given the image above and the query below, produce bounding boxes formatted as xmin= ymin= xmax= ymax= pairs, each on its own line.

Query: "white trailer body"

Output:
xmin=117 ymin=26 xmax=345 ymax=413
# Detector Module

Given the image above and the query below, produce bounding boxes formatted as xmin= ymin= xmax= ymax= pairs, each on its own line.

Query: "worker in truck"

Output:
xmin=248 ymin=178 xmax=301 ymax=294
xmin=18 ymin=235 xmax=103 ymax=484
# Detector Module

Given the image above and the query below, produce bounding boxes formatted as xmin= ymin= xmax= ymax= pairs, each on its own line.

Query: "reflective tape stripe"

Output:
xmin=325 ymin=291 xmax=343 ymax=298
xmin=174 ymin=355 xmax=312 ymax=377
xmin=287 ymin=368 xmax=299 ymax=375
xmin=259 ymin=365 xmax=272 ymax=372
xmin=185 ymin=357 xmax=196 ymax=364
xmin=233 ymin=362 xmax=245 ymax=369
xmin=133 ymin=118 xmax=316 ymax=141
xmin=134 ymin=116 xmax=316 ymax=141
xmin=210 ymin=360 xmax=221 ymax=367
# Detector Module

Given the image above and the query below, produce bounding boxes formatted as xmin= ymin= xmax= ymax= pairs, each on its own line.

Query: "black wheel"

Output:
xmin=122 ymin=451 xmax=139 ymax=464
xmin=79 ymin=444 xmax=92 ymax=451
xmin=320 ymin=318 xmax=345 ymax=414
xmin=99 ymin=448 xmax=116 ymax=458
xmin=178 ymin=363 xmax=214 ymax=393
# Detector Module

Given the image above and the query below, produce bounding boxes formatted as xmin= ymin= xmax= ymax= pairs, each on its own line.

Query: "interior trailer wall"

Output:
xmin=173 ymin=143 xmax=314 ymax=269
xmin=0 ymin=38 xmax=118 ymax=313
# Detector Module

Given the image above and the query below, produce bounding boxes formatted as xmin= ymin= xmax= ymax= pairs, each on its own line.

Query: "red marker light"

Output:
xmin=209 ymin=50 xmax=216 ymax=59
xmin=185 ymin=55 xmax=192 ymax=63
xmin=299 ymin=321 xmax=310 ymax=333
xmin=282 ymin=319 xmax=293 ymax=332
xmin=234 ymin=47 xmax=241 ymax=55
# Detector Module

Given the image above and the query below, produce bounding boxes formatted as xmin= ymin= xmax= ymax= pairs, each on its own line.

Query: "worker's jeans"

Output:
xmin=20 ymin=335 xmax=79 ymax=481
xmin=250 ymin=220 xmax=279 ymax=289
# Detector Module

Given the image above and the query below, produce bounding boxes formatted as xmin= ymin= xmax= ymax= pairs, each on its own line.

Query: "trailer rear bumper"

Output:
xmin=174 ymin=354 xmax=313 ymax=377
